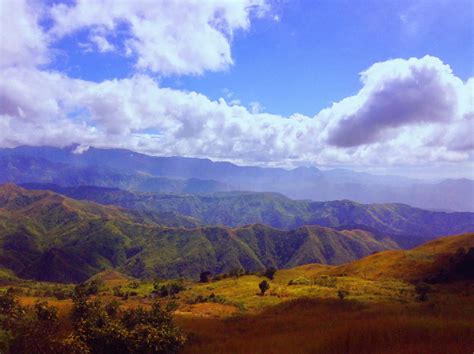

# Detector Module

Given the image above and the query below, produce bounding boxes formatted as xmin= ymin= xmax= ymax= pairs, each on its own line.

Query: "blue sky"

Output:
xmin=48 ymin=0 xmax=473 ymax=117
xmin=1 ymin=0 xmax=473 ymax=178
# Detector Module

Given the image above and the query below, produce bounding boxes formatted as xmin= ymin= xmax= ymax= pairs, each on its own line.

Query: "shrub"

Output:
xmin=264 ymin=267 xmax=277 ymax=280
xmin=105 ymin=300 xmax=121 ymax=317
xmin=337 ymin=289 xmax=348 ymax=300
xmin=200 ymin=271 xmax=211 ymax=283
xmin=313 ymin=275 xmax=337 ymax=288
xmin=415 ymin=282 xmax=431 ymax=302
xmin=71 ymin=293 xmax=185 ymax=353
xmin=288 ymin=276 xmax=311 ymax=286
xmin=259 ymin=280 xmax=270 ymax=296
xmin=229 ymin=268 xmax=245 ymax=279
xmin=113 ymin=286 xmax=123 ymax=297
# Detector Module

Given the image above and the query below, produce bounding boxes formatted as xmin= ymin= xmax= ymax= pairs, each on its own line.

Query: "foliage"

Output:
xmin=415 ymin=282 xmax=431 ymax=302
xmin=0 ymin=290 xmax=65 ymax=353
xmin=264 ymin=267 xmax=277 ymax=280
xmin=312 ymin=275 xmax=337 ymax=288
xmin=199 ymin=271 xmax=211 ymax=283
xmin=337 ymin=289 xmax=348 ymax=300
xmin=288 ymin=276 xmax=311 ymax=286
xmin=259 ymin=280 xmax=270 ymax=296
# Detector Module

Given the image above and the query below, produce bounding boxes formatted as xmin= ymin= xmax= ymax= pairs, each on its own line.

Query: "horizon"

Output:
xmin=4 ymin=143 xmax=473 ymax=182
xmin=1 ymin=0 xmax=473 ymax=179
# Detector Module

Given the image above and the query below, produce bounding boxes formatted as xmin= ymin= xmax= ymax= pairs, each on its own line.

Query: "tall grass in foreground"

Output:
xmin=177 ymin=297 xmax=474 ymax=354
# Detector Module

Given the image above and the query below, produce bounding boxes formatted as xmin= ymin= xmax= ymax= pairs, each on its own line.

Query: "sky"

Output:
xmin=0 ymin=0 xmax=473 ymax=178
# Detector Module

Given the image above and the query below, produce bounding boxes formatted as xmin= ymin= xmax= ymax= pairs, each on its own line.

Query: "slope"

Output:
xmin=0 ymin=185 xmax=396 ymax=283
xmin=21 ymin=184 xmax=474 ymax=248
xmin=329 ymin=233 xmax=474 ymax=282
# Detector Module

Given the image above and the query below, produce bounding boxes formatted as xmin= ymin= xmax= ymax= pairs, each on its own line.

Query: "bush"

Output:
xmin=200 ymin=271 xmax=211 ymax=283
xmin=264 ymin=267 xmax=277 ymax=280
xmin=337 ymin=289 xmax=348 ymax=300
xmin=128 ymin=281 xmax=140 ymax=289
xmin=259 ymin=280 xmax=270 ymax=295
xmin=313 ymin=275 xmax=337 ymax=288
xmin=288 ymin=276 xmax=311 ymax=286
xmin=415 ymin=282 xmax=431 ymax=302
xmin=70 ymin=293 xmax=185 ymax=353
xmin=105 ymin=300 xmax=121 ymax=317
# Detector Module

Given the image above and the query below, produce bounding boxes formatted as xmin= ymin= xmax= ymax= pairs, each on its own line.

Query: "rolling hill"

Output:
xmin=0 ymin=184 xmax=399 ymax=283
xmin=328 ymin=232 xmax=474 ymax=283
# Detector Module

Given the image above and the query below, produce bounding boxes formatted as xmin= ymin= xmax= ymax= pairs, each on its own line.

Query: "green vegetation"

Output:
xmin=259 ymin=280 xmax=270 ymax=295
xmin=21 ymin=184 xmax=474 ymax=247
xmin=0 ymin=285 xmax=185 ymax=354
xmin=0 ymin=185 xmax=402 ymax=283
xmin=0 ymin=234 xmax=472 ymax=353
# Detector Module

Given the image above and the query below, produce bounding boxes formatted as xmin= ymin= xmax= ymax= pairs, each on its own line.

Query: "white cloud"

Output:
xmin=0 ymin=0 xmax=49 ymax=68
xmin=48 ymin=0 xmax=267 ymax=75
xmin=1 ymin=56 xmax=472 ymax=169
xmin=90 ymin=35 xmax=115 ymax=53
xmin=0 ymin=1 xmax=472 ymax=174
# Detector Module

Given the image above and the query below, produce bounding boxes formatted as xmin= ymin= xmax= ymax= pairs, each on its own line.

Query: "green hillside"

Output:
xmin=0 ymin=185 xmax=395 ymax=283
xmin=22 ymin=184 xmax=474 ymax=247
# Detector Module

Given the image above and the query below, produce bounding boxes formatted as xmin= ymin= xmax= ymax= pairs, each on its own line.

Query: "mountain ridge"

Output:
xmin=0 ymin=185 xmax=402 ymax=283
xmin=19 ymin=183 xmax=474 ymax=249
xmin=2 ymin=146 xmax=473 ymax=211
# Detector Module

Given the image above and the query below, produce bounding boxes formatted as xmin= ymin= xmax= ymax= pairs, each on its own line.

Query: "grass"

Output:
xmin=2 ymin=232 xmax=472 ymax=353
xmin=177 ymin=296 xmax=474 ymax=354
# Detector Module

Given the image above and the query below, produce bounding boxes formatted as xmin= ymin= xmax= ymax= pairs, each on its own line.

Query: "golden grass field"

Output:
xmin=4 ymin=233 xmax=474 ymax=353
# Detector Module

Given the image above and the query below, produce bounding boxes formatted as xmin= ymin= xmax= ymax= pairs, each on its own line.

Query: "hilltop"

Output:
xmin=329 ymin=232 xmax=474 ymax=282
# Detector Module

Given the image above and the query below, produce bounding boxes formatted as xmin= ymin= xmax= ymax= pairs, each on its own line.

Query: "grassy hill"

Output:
xmin=329 ymin=233 xmax=474 ymax=282
xmin=22 ymin=183 xmax=474 ymax=248
xmin=0 ymin=184 xmax=397 ymax=283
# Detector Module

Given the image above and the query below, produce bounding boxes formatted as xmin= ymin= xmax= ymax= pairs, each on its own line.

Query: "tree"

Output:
xmin=264 ymin=267 xmax=277 ymax=280
xmin=337 ymin=289 xmax=348 ymax=300
xmin=199 ymin=271 xmax=211 ymax=283
xmin=415 ymin=282 xmax=431 ymax=301
xmin=259 ymin=280 xmax=270 ymax=295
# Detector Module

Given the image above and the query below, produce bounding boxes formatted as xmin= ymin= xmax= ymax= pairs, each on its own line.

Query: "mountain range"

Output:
xmin=1 ymin=184 xmax=473 ymax=283
xmin=1 ymin=145 xmax=473 ymax=211
xmin=19 ymin=183 xmax=474 ymax=248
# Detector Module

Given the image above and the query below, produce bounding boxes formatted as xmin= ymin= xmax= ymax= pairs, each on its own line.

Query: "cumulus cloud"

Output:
xmin=326 ymin=56 xmax=466 ymax=147
xmin=0 ymin=0 xmax=472 ymax=172
xmin=48 ymin=0 xmax=267 ymax=75
xmin=0 ymin=0 xmax=49 ymax=68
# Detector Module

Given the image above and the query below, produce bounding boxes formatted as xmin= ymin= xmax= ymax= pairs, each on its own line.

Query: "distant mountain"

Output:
xmin=0 ymin=154 xmax=233 ymax=194
xmin=21 ymin=184 xmax=474 ymax=248
xmin=0 ymin=185 xmax=400 ymax=283
xmin=1 ymin=145 xmax=473 ymax=211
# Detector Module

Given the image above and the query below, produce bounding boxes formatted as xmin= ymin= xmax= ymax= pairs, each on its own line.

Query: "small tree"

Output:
xmin=415 ymin=282 xmax=431 ymax=301
xmin=337 ymin=289 xmax=348 ymax=300
xmin=259 ymin=280 xmax=270 ymax=296
xmin=264 ymin=267 xmax=277 ymax=280
xmin=200 ymin=271 xmax=211 ymax=283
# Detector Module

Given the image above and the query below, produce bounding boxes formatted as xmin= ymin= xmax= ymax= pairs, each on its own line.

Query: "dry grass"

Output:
xmin=331 ymin=233 xmax=474 ymax=281
xmin=177 ymin=297 xmax=474 ymax=354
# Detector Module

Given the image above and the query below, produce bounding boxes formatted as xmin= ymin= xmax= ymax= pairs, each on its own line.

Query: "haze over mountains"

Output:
xmin=1 ymin=146 xmax=473 ymax=212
